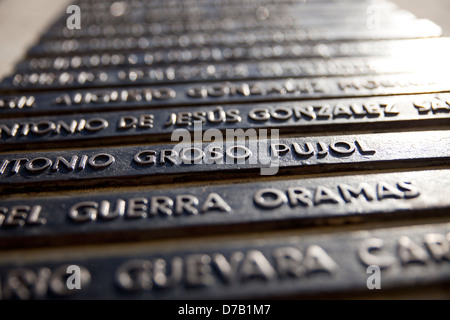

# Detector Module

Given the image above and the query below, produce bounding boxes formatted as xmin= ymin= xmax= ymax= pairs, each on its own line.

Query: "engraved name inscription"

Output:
xmin=0 ymin=228 xmax=448 ymax=299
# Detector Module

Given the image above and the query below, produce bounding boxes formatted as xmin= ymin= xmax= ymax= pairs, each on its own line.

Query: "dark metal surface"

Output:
xmin=16 ymin=38 xmax=450 ymax=72
xmin=1 ymin=0 xmax=450 ymax=300
xmin=2 ymin=74 xmax=450 ymax=116
xmin=41 ymin=11 xmax=415 ymax=40
xmin=25 ymin=20 xmax=443 ymax=56
xmin=0 ymin=130 xmax=449 ymax=193
xmin=0 ymin=222 xmax=448 ymax=299
xmin=4 ymin=57 xmax=445 ymax=90
xmin=0 ymin=169 xmax=447 ymax=248
xmin=0 ymin=93 xmax=449 ymax=150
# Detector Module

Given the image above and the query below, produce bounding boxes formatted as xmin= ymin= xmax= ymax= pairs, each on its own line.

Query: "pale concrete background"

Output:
xmin=0 ymin=0 xmax=448 ymax=79
xmin=391 ymin=0 xmax=450 ymax=36
xmin=0 ymin=0 xmax=70 ymax=79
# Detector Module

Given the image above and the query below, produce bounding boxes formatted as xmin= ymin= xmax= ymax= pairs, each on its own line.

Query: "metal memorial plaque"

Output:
xmin=2 ymin=74 xmax=450 ymax=117
xmin=1 ymin=93 xmax=450 ymax=151
xmin=42 ymin=11 xmax=416 ymax=41
xmin=5 ymin=57 xmax=449 ymax=91
xmin=1 ymin=0 xmax=450 ymax=300
xmin=14 ymin=38 xmax=450 ymax=73
xmin=29 ymin=20 xmax=441 ymax=56
xmin=0 ymin=169 xmax=448 ymax=248
xmin=0 ymin=222 xmax=448 ymax=299
xmin=0 ymin=130 xmax=449 ymax=193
